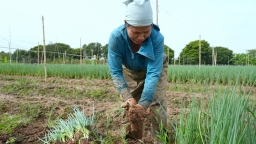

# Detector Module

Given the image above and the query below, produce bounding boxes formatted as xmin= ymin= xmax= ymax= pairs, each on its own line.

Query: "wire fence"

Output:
xmin=0 ymin=46 xmax=107 ymax=65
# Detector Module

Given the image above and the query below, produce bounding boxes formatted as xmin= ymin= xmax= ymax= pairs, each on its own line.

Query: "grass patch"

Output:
xmin=0 ymin=76 xmax=118 ymax=101
xmin=0 ymin=113 xmax=29 ymax=135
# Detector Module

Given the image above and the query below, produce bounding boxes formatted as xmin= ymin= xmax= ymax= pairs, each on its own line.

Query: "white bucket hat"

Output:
xmin=123 ymin=0 xmax=153 ymax=26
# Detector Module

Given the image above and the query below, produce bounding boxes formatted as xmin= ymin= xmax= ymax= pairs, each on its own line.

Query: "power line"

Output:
xmin=12 ymin=36 xmax=37 ymax=45
xmin=0 ymin=46 xmax=93 ymax=58
xmin=0 ymin=36 xmax=9 ymax=42
xmin=0 ymin=8 xmax=98 ymax=33
xmin=1 ymin=0 xmax=199 ymax=56
xmin=150 ymin=1 xmax=197 ymax=34
xmin=0 ymin=40 xmax=33 ymax=50
xmin=0 ymin=46 xmax=17 ymax=49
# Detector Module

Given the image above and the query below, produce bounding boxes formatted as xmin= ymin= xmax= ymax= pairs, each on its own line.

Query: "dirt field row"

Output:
xmin=1 ymin=75 xmax=253 ymax=143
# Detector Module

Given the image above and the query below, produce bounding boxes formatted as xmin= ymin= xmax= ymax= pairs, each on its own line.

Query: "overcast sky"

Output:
xmin=0 ymin=0 xmax=255 ymax=58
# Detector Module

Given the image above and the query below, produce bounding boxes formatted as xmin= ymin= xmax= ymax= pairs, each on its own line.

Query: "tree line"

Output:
xmin=179 ymin=40 xmax=256 ymax=65
xmin=0 ymin=39 xmax=255 ymax=65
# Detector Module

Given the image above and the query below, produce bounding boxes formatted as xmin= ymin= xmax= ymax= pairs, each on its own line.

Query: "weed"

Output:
xmin=87 ymin=88 xmax=108 ymax=100
xmin=45 ymin=105 xmax=59 ymax=128
xmin=21 ymin=103 xmax=42 ymax=119
xmin=0 ymin=113 xmax=28 ymax=135
xmin=155 ymin=118 xmax=169 ymax=143
xmin=6 ymin=137 xmax=16 ymax=144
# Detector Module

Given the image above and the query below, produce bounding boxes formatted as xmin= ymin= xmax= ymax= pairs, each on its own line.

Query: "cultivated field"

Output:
xmin=0 ymin=64 xmax=255 ymax=144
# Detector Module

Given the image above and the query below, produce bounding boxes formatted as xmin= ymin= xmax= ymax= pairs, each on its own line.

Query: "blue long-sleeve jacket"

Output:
xmin=108 ymin=24 xmax=164 ymax=108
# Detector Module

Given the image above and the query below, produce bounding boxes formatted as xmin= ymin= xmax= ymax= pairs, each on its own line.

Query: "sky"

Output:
xmin=0 ymin=0 xmax=256 ymax=58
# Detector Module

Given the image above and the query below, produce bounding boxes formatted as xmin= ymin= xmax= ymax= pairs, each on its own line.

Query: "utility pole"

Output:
xmin=54 ymin=40 xmax=57 ymax=63
xmin=156 ymin=0 xmax=158 ymax=25
xmin=199 ymin=35 xmax=201 ymax=69
xmin=183 ymin=55 xmax=184 ymax=65
xmin=214 ymin=52 xmax=217 ymax=66
xmin=9 ymin=42 xmax=11 ymax=64
xmin=56 ymin=43 xmax=60 ymax=60
xmin=42 ymin=16 xmax=47 ymax=82
xmin=179 ymin=56 xmax=180 ymax=65
xmin=97 ymin=46 xmax=100 ymax=64
xmin=212 ymin=46 xmax=214 ymax=66
xmin=16 ymin=49 xmax=18 ymax=64
xmin=245 ymin=49 xmax=249 ymax=66
xmin=38 ymin=42 xmax=39 ymax=65
xmin=65 ymin=51 xmax=66 ymax=64
xmin=174 ymin=52 xmax=175 ymax=65
xmin=9 ymin=25 xmax=12 ymax=64
xmin=80 ymin=38 xmax=82 ymax=64
xmin=247 ymin=50 xmax=249 ymax=66
xmin=167 ymin=47 xmax=169 ymax=65
xmin=91 ymin=49 xmax=93 ymax=65
xmin=248 ymin=54 xmax=249 ymax=66
xmin=41 ymin=49 xmax=43 ymax=64
xmin=63 ymin=52 xmax=65 ymax=64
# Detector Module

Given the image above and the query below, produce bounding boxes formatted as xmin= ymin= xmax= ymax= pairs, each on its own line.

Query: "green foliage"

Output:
xmin=101 ymin=44 xmax=108 ymax=59
xmin=0 ymin=63 xmax=111 ymax=79
xmin=6 ymin=137 xmax=16 ymax=144
xmin=83 ymin=42 xmax=102 ymax=60
xmin=179 ymin=40 xmax=211 ymax=65
xmin=0 ymin=51 xmax=8 ymax=63
xmin=232 ymin=49 xmax=256 ymax=65
xmin=4 ymin=56 xmax=8 ymax=63
xmin=247 ymin=49 xmax=256 ymax=57
xmin=175 ymin=86 xmax=256 ymax=144
xmin=167 ymin=65 xmax=256 ymax=86
xmin=3 ymin=38 xmax=256 ymax=65
xmin=12 ymin=49 xmax=33 ymax=63
xmin=232 ymin=54 xmax=247 ymax=65
xmin=87 ymin=88 xmax=109 ymax=100
xmin=211 ymin=46 xmax=233 ymax=65
xmin=164 ymin=44 xmax=174 ymax=64
xmin=21 ymin=103 xmax=42 ymax=119
xmin=1 ymin=64 xmax=256 ymax=86
xmin=155 ymin=117 xmax=170 ymax=143
xmin=39 ymin=106 xmax=94 ymax=143
xmin=0 ymin=113 xmax=27 ymax=135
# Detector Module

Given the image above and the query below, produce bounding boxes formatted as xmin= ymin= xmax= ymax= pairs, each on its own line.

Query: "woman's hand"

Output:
xmin=122 ymin=98 xmax=137 ymax=110
xmin=126 ymin=98 xmax=137 ymax=106
xmin=132 ymin=104 xmax=145 ymax=110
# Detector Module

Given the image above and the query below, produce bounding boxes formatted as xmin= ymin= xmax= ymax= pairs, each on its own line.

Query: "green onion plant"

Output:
xmin=39 ymin=106 xmax=94 ymax=143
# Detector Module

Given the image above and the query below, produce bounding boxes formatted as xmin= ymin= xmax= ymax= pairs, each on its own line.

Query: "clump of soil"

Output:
xmin=0 ymin=122 xmax=46 ymax=144
xmin=127 ymin=105 xmax=148 ymax=132
xmin=125 ymin=104 xmax=148 ymax=140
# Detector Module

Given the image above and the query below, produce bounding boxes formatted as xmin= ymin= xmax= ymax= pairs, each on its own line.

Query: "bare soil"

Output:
xmin=1 ymin=75 xmax=251 ymax=144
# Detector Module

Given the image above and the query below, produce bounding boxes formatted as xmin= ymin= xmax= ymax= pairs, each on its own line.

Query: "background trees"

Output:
xmin=179 ymin=40 xmax=211 ymax=65
xmin=248 ymin=49 xmax=256 ymax=57
xmin=0 ymin=51 xmax=9 ymax=63
xmin=248 ymin=49 xmax=256 ymax=65
xmin=101 ymin=44 xmax=108 ymax=59
xmin=232 ymin=54 xmax=247 ymax=65
xmin=232 ymin=49 xmax=256 ymax=65
xmin=83 ymin=42 xmax=102 ymax=60
xmin=164 ymin=45 xmax=174 ymax=64
xmin=1 ymin=40 xmax=255 ymax=65
xmin=210 ymin=47 xmax=233 ymax=65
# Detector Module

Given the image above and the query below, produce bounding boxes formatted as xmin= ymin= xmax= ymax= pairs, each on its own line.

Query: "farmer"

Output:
xmin=108 ymin=0 xmax=168 ymax=141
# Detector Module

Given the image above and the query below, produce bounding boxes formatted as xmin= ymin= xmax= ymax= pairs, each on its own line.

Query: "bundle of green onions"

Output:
xmin=39 ymin=106 xmax=94 ymax=143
